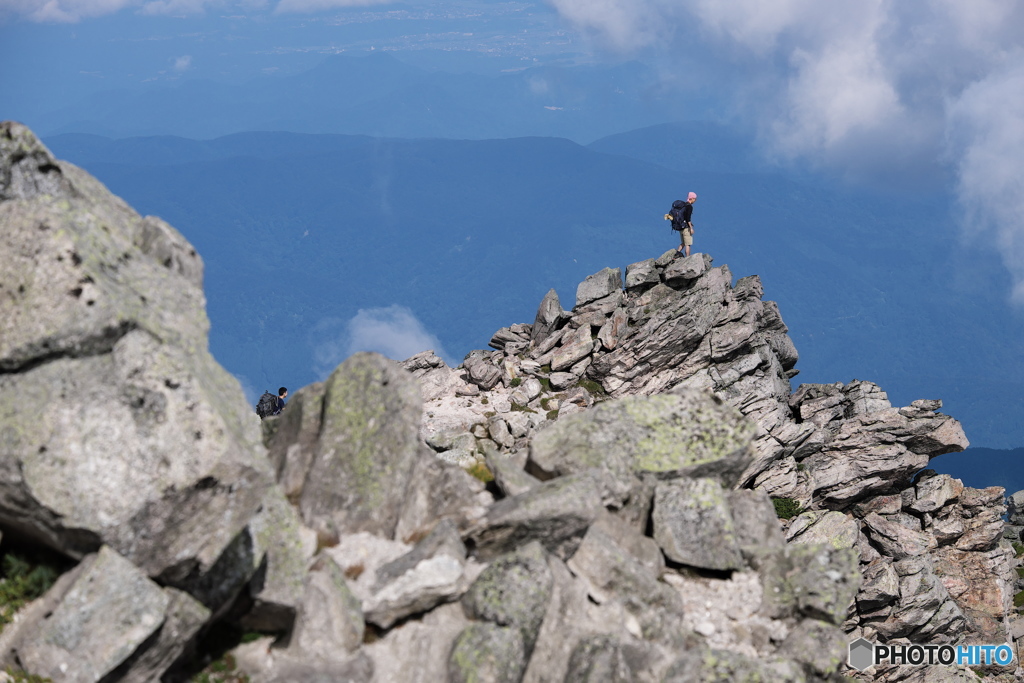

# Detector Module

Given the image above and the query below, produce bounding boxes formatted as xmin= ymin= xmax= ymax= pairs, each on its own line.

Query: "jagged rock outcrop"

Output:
xmin=393 ymin=254 xmax=1011 ymax=681
xmin=0 ymin=121 xmax=1011 ymax=683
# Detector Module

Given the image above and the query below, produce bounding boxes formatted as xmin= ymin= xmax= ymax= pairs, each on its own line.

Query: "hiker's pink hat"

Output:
xmin=688 ymin=192 xmax=697 ymax=200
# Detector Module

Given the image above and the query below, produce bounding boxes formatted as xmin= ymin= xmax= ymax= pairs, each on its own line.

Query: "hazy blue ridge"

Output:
xmin=28 ymin=53 xmax=686 ymax=143
xmin=45 ymin=131 xmax=1024 ymax=449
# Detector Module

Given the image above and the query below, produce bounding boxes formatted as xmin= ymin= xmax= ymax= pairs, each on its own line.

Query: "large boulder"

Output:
xmin=465 ymin=471 xmax=603 ymax=561
xmin=299 ymin=352 xmax=422 ymax=540
xmin=0 ymin=122 xmax=272 ymax=605
xmin=0 ymin=546 xmax=207 ymax=682
xmin=527 ymin=389 xmax=756 ymax=496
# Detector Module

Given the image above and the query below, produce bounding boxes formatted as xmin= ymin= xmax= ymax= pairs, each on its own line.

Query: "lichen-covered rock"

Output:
xmin=119 ymin=586 xmax=210 ymax=683
xmin=563 ymin=635 xmax=665 ymax=682
xmin=785 ymin=510 xmax=860 ymax=550
xmin=652 ymin=478 xmax=744 ymax=571
xmin=299 ymin=352 xmax=422 ymax=540
xmin=527 ymin=390 xmax=756 ymax=493
xmin=461 ymin=541 xmax=552 ymax=657
xmin=239 ymin=484 xmax=314 ymax=632
xmin=448 ymin=623 xmax=527 ymax=683
xmin=755 ymin=543 xmax=861 ymax=625
xmin=776 ymin=618 xmax=846 ymax=677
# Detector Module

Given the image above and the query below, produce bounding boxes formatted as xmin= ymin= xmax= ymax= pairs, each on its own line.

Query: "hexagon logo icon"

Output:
xmin=848 ymin=638 xmax=875 ymax=671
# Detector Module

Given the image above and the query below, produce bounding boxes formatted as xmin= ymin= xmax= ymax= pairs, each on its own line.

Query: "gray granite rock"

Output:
xmin=528 ymin=390 xmax=756 ymax=497
xmin=16 ymin=546 xmax=171 ymax=682
xmin=290 ymin=553 xmax=365 ymax=660
xmin=531 ymin=289 xmax=566 ymax=345
xmin=448 ymin=623 xmax=527 ymax=683
xmin=364 ymin=520 xmax=471 ymax=628
xmin=575 ymin=267 xmax=622 ymax=308
xmin=465 ymin=471 xmax=603 ymax=560
xmin=652 ymin=478 xmax=744 ymax=571
xmin=299 ymin=352 xmax=422 ymax=540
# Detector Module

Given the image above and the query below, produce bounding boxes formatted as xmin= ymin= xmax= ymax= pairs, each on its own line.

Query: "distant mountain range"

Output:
xmin=31 ymin=52 xmax=690 ymax=143
xmin=44 ymin=124 xmax=1024 ymax=449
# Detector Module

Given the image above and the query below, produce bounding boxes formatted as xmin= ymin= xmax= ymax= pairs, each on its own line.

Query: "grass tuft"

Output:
xmin=0 ymin=551 xmax=64 ymax=633
xmin=772 ymin=497 xmax=804 ymax=520
xmin=466 ymin=462 xmax=494 ymax=483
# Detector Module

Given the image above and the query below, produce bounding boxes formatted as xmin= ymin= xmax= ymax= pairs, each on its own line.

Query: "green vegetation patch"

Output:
xmin=466 ymin=462 xmax=494 ymax=483
xmin=576 ymin=379 xmax=606 ymax=396
xmin=772 ymin=498 xmax=804 ymax=520
xmin=1015 ymin=590 xmax=1024 ymax=609
xmin=509 ymin=378 xmax=522 ymax=387
xmin=510 ymin=403 xmax=536 ymax=414
xmin=0 ymin=550 xmax=65 ymax=633
xmin=538 ymin=377 xmax=552 ymax=392
xmin=191 ymin=653 xmax=251 ymax=683
xmin=4 ymin=668 xmax=53 ymax=683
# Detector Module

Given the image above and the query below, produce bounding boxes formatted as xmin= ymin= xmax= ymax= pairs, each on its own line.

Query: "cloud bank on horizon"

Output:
xmin=0 ymin=0 xmax=384 ymax=21
xmin=547 ymin=0 xmax=1024 ymax=301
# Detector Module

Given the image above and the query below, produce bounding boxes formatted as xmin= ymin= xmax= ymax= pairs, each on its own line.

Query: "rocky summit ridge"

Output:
xmin=0 ymin=120 xmax=1019 ymax=682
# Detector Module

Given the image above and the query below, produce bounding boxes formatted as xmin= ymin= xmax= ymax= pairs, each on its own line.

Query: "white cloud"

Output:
xmin=545 ymin=0 xmax=1024 ymax=300
xmin=311 ymin=305 xmax=452 ymax=379
xmin=272 ymin=0 xmax=388 ymax=16
xmin=1 ymin=0 xmax=137 ymax=22
xmin=947 ymin=58 xmax=1024 ymax=303
xmin=172 ymin=54 xmax=192 ymax=71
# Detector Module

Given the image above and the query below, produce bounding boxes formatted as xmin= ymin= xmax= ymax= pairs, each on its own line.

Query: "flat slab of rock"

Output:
xmin=528 ymin=390 xmax=756 ymax=493
xmin=465 ymin=471 xmax=603 ymax=560
xmin=575 ymin=267 xmax=622 ymax=308
xmin=17 ymin=546 xmax=171 ymax=682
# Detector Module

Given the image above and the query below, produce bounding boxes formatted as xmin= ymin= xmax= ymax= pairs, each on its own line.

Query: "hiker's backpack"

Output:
xmin=668 ymin=200 xmax=687 ymax=231
xmin=256 ymin=391 xmax=278 ymax=419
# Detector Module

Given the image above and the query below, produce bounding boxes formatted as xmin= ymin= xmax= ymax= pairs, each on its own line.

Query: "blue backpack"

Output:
xmin=668 ymin=200 xmax=687 ymax=231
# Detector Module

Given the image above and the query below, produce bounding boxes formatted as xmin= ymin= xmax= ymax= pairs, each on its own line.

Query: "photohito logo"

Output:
xmin=848 ymin=638 xmax=1015 ymax=671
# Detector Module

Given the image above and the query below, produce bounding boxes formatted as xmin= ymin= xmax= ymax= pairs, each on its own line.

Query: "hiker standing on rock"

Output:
xmin=677 ymin=192 xmax=696 ymax=257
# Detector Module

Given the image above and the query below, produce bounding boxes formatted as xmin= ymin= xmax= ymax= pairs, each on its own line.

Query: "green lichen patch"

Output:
xmin=4 ymin=668 xmax=53 ymax=683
